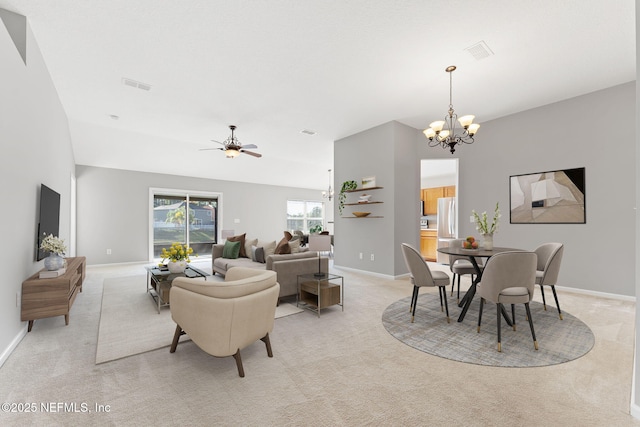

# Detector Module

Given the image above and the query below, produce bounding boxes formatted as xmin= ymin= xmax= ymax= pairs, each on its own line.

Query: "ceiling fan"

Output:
xmin=200 ymin=125 xmax=262 ymax=158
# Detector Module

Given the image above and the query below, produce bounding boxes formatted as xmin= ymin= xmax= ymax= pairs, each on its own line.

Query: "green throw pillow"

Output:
xmin=222 ymin=240 xmax=241 ymax=259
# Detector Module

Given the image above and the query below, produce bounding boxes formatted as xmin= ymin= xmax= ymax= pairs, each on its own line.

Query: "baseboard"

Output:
xmin=331 ymin=264 xmax=399 ymax=280
xmin=0 ymin=324 xmax=28 ymax=368
xmin=555 ymin=284 xmax=635 ymax=302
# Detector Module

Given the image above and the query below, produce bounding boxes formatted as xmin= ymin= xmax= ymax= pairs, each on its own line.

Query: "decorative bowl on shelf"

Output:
xmin=353 ymin=212 xmax=371 ymax=217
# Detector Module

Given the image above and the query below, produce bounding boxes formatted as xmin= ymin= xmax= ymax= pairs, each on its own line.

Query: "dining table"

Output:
xmin=436 ymin=245 xmax=524 ymax=323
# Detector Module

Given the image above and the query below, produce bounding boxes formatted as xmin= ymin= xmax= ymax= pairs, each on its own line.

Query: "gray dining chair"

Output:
xmin=401 ymin=243 xmax=451 ymax=324
xmin=476 ymin=251 xmax=538 ymax=352
xmin=448 ymin=239 xmax=483 ymax=303
xmin=534 ymin=243 xmax=565 ymax=320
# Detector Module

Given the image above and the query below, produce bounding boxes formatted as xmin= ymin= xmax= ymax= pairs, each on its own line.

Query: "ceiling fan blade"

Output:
xmin=240 ymin=144 xmax=257 ymax=149
xmin=199 ymin=147 xmax=225 ymax=151
xmin=210 ymin=139 xmax=225 ymax=146
xmin=241 ymin=150 xmax=262 ymax=158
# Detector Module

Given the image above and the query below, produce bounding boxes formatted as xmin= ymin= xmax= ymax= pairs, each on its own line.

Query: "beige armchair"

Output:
xmin=169 ymin=267 xmax=280 ymax=377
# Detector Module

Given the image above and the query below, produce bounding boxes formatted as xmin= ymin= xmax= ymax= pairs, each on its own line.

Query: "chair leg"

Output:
xmin=438 ymin=286 xmax=444 ymax=312
xmin=411 ymin=286 xmax=419 ymax=323
xmin=550 ymin=285 xmax=563 ymax=320
xmin=539 ymin=285 xmax=547 ymax=310
xmin=170 ymin=324 xmax=182 ymax=353
xmin=451 ymin=274 xmax=457 ymax=296
xmin=496 ymin=303 xmax=502 ymax=352
xmin=511 ymin=304 xmax=516 ymax=331
xmin=524 ymin=302 xmax=539 ymax=350
xmin=232 ymin=349 xmax=245 ymax=377
xmin=260 ymin=333 xmax=273 ymax=358
xmin=410 ymin=285 xmax=419 ymax=312
xmin=456 ymin=274 xmax=461 ymax=303
xmin=440 ymin=286 xmax=450 ymax=323
xmin=477 ymin=297 xmax=484 ymax=333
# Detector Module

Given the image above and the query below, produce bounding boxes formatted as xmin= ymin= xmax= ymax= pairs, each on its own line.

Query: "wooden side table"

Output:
xmin=21 ymin=256 xmax=86 ymax=331
xmin=296 ymin=273 xmax=344 ymax=317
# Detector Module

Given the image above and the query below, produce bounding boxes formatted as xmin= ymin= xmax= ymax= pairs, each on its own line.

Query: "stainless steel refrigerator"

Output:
xmin=436 ymin=197 xmax=457 ymax=263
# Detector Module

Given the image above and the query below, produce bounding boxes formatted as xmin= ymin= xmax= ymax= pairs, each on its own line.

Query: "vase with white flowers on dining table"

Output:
xmin=472 ymin=202 xmax=500 ymax=250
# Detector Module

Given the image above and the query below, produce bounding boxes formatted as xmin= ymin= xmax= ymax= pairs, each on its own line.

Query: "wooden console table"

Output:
xmin=21 ymin=256 xmax=86 ymax=332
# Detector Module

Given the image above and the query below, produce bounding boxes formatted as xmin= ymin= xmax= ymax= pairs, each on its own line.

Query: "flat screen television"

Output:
xmin=36 ymin=184 xmax=61 ymax=261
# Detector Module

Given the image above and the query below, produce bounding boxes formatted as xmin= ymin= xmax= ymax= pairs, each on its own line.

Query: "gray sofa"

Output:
xmin=212 ymin=244 xmax=329 ymax=299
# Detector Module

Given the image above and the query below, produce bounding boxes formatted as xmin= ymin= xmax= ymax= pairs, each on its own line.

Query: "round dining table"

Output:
xmin=436 ymin=246 xmax=524 ymax=323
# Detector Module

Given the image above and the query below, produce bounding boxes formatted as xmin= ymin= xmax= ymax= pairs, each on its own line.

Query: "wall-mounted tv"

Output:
xmin=36 ymin=184 xmax=61 ymax=261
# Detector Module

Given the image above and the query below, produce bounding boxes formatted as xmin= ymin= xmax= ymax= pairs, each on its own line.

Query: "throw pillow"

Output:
xmin=245 ymin=238 xmax=258 ymax=259
xmin=284 ymin=231 xmax=293 ymax=241
xmin=288 ymin=239 xmax=301 ymax=253
xmin=259 ymin=240 xmax=277 ymax=257
xmin=255 ymin=246 xmax=266 ymax=263
xmin=275 ymin=237 xmax=291 ymax=254
xmin=222 ymin=240 xmax=241 ymax=259
xmin=227 ymin=233 xmax=247 ymax=258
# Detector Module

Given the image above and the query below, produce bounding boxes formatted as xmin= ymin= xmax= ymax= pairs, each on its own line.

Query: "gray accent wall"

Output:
xmin=0 ymin=12 xmax=75 ymax=363
xmin=336 ymin=82 xmax=635 ymax=298
xmin=76 ymin=165 xmax=322 ymax=265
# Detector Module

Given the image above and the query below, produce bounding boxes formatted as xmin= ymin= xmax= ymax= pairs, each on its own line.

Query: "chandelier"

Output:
xmin=423 ymin=65 xmax=480 ymax=154
xmin=322 ymin=169 xmax=334 ymax=201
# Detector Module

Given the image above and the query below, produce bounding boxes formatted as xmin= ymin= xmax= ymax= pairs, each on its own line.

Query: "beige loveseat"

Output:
xmin=212 ymin=244 xmax=328 ymax=299
xmin=170 ymin=268 xmax=280 ymax=377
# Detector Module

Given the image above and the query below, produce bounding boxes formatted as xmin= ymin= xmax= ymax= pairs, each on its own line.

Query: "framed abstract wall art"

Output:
xmin=509 ymin=167 xmax=585 ymax=224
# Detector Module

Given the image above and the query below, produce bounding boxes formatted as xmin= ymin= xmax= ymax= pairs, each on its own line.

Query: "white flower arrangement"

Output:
xmin=472 ymin=202 xmax=501 ymax=235
xmin=40 ymin=234 xmax=66 ymax=255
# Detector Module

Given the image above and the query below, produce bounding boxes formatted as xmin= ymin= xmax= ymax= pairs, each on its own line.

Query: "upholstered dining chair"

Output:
xmin=169 ymin=267 xmax=280 ymax=377
xmin=476 ymin=251 xmax=538 ymax=352
xmin=534 ymin=242 xmax=565 ymax=320
xmin=401 ymin=243 xmax=451 ymax=324
xmin=448 ymin=239 xmax=484 ymax=303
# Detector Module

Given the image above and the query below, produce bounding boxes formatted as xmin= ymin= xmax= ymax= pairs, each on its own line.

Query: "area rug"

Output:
xmin=96 ymin=275 xmax=303 ymax=364
xmin=382 ymin=293 xmax=594 ymax=367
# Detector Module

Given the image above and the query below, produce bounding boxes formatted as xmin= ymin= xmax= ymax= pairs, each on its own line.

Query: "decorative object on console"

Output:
xmin=322 ymin=169 xmax=334 ymax=201
xmin=199 ymin=125 xmax=262 ymax=158
xmin=40 ymin=234 xmax=66 ymax=270
xmin=160 ymin=242 xmax=195 ymax=272
xmin=308 ymin=234 xmax=331 ymax=278
xmin=423 ymin=65 xmax=480 ymax=154
xmin=309 ymin=224 xmax=323 ymax=234
xmin=338 ymin=180 xmax=358 ymax=214
xmin=472 ymin=202 xmax=500 ymax=250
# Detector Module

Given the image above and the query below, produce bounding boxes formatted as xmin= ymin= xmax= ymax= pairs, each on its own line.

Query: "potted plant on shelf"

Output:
xmin=309 ymin=224 xmax=323 ymax=234
xmin=338 ymin=180 xmax=358 ymax=215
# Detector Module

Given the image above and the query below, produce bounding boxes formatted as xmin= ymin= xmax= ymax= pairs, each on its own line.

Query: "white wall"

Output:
xmin=0 ymin=13 xmax=75 ymax=365
xmin=75 ymin=165 xmax=323 ymax=265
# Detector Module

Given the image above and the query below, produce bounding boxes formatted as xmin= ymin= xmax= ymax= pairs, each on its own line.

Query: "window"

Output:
xmin=287 ymin=200 xmax=324 ymax=233
xmin=150 ymin=189 xmax=220 ymax=260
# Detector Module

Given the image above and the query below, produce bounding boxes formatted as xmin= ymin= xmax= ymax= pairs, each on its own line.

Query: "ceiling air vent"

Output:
xmin=300 ymin=129 xmax=316 ymax=136
xmin=465 ymin=41 xmax=494 ymax=61
xmin=122 ymin=77 xmax=152 ymax=91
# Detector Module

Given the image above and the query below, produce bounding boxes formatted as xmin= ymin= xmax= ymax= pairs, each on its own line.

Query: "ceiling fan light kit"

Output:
xmin=200 ymin=125 xmax=262 ymax=158
xmin=424 ymin=65 xmax=479 ymax=154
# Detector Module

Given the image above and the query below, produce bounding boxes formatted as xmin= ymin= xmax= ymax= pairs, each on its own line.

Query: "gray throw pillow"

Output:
xmin=251 ymin=245 xmax=266 ymax=263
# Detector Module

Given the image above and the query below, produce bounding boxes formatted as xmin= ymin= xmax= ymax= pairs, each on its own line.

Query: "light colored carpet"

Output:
xmin=95 ymin=275 xmax=302 ymax=364
xmin=1 ymin=262 xmax=637 ymax=426
xmin=382 ymin=294 xmax=594 ymax=367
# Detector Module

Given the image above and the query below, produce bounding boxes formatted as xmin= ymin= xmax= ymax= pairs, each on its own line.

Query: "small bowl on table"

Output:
xmin=353 ymin=211 xmax=371 ymax=217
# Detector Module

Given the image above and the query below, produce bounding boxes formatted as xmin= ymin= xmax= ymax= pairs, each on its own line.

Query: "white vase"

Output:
xmin=482 ymin=233 xmax=494 ymax=250
xmin=44 ymin=253 xmax=65 ymax=271
xmin=168 ymin=260 xmax=187 ymax=273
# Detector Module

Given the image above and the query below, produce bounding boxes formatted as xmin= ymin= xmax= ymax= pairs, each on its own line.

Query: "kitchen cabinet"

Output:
xmin=421 ymin=186 xmax=456 ymax=214
xmin=420 ymin=229 xmax=437 ymax=261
